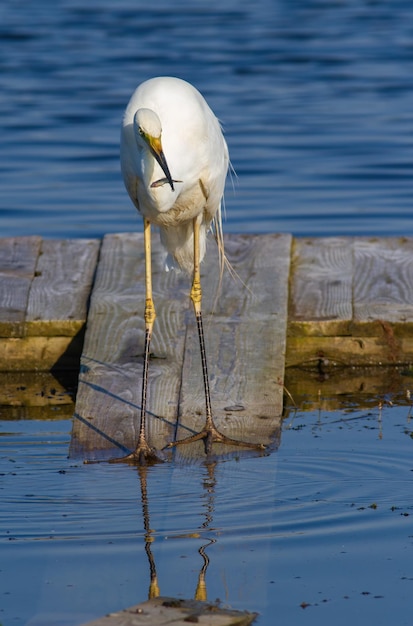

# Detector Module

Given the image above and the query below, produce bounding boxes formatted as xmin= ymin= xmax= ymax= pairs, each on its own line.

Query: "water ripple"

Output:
xmin=1 ymin=0 xmax=413 ymax=238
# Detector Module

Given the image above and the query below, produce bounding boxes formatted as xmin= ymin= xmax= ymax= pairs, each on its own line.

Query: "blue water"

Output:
xmin=1 ymin=0 xmax=413 ymax=239
xmin=1 ymin=403 xmax=413 ymax=626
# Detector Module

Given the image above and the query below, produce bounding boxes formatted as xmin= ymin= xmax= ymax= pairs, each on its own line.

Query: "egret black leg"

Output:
xmin=165 ymin=216 xmax=265 ymax=455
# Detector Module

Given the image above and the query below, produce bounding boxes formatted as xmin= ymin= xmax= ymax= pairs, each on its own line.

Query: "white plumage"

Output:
xmin=120 ymin=76 xmax=229 ymax=273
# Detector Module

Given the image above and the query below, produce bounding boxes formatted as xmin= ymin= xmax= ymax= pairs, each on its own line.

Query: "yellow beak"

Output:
xmin=147 ymin=135 xmax=175 ymax=191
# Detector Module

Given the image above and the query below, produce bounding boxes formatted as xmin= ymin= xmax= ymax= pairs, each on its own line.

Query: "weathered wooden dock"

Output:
xmin=0 ymin=236 xmax=99 ymax=370
xmin=288 ymin=236 xmax=413 ymax=367
xmin=2 ymin=234 xmax=413 ymax=458
xmin=69 ymin=232 xmax=289 ymax=460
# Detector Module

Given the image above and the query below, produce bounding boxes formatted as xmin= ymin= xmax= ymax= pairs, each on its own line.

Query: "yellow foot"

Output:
xmin=164 ymin=424 xmax=266 ymax=456
xmin=109 ymin=442 xmax=163 ymax=465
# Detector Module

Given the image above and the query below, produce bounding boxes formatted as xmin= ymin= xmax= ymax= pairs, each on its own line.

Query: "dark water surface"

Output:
xmin=1 ymin=402 xmax=413 ymax=626
xmin=1 ymin=0 xmax=413 ymax=238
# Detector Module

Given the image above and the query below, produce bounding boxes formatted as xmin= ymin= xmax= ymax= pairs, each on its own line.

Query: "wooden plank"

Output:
xmin=0 ymin=335 xmax=86 ymax=371
xmin=286 ymin=332 xmax=413 ymax=367
xmin=353 ymin=237 xmax=413 ymax=323
xmin=174 ymin=234 xmax=291 ymax=458
xmin=0 ymin=236 xmax=41 ymax=336
xmin=71 ymin=233 xmax=289 ymax=460
xmin=70 ymin=232 xmax=189 ymax=460
xmin=288 ymin=237 xmax=353 ymax=336
xmin=80 ymin=597 xmax=257 ymax=626
xmin=287 ymin=236 xmax=413 ymax=366
xmin=26 ymin=238 xmax=100 ymax=336
xmin=0 ymin=237 xmax=100 ymax=370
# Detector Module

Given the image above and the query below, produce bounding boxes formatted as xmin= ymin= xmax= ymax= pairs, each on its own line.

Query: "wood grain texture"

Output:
xmin=353 ymin=237 xmax=413 ymax=323
xmin=72 ymin=233 xmax=290 ymax=460
xmin=287 ymin=236 xmax=413 ymax=366
xmin=289 ymin=237 xmax=353 ymax=334
xmin=26 ymin=238 xmax=100 ymax=336
xmin=174 ymin=234 xmax=291 ymax=459
xmin=71 ymin=232 xmax=190 ymax=459
xmin=0 ymin=236 xmax=41 ymax=336
xmin=0 ymin=237 xmax=99 ymax=369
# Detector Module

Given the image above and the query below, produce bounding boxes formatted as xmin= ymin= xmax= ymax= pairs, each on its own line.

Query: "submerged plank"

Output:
xmin=80 ymin=597 xmax=257 ymax=626
xmin=0 ymin=370 xmax=76 ymax=420
xmin=285 ymin=365 xmax=413 ymax=413
xmin=70 ymin=232 xmax=189 ymax=459
xmin=174 ymin=234 xmax=291 ymax=459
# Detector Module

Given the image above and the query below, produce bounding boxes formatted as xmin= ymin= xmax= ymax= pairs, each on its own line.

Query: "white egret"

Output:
xmin=117 ymin=76 xmax=263 ymax=463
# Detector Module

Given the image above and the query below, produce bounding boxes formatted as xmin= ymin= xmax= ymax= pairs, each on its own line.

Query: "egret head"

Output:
xmin=134 ymin=108 xmax=175 ymax=191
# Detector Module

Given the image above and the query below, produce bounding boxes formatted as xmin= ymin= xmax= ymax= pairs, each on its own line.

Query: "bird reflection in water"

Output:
xmin=136 ymin=462 xmax=217 ymax=603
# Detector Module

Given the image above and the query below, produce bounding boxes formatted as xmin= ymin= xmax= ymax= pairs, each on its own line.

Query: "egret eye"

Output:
xmin=138 ymin=127 xmax=144 ymax=136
